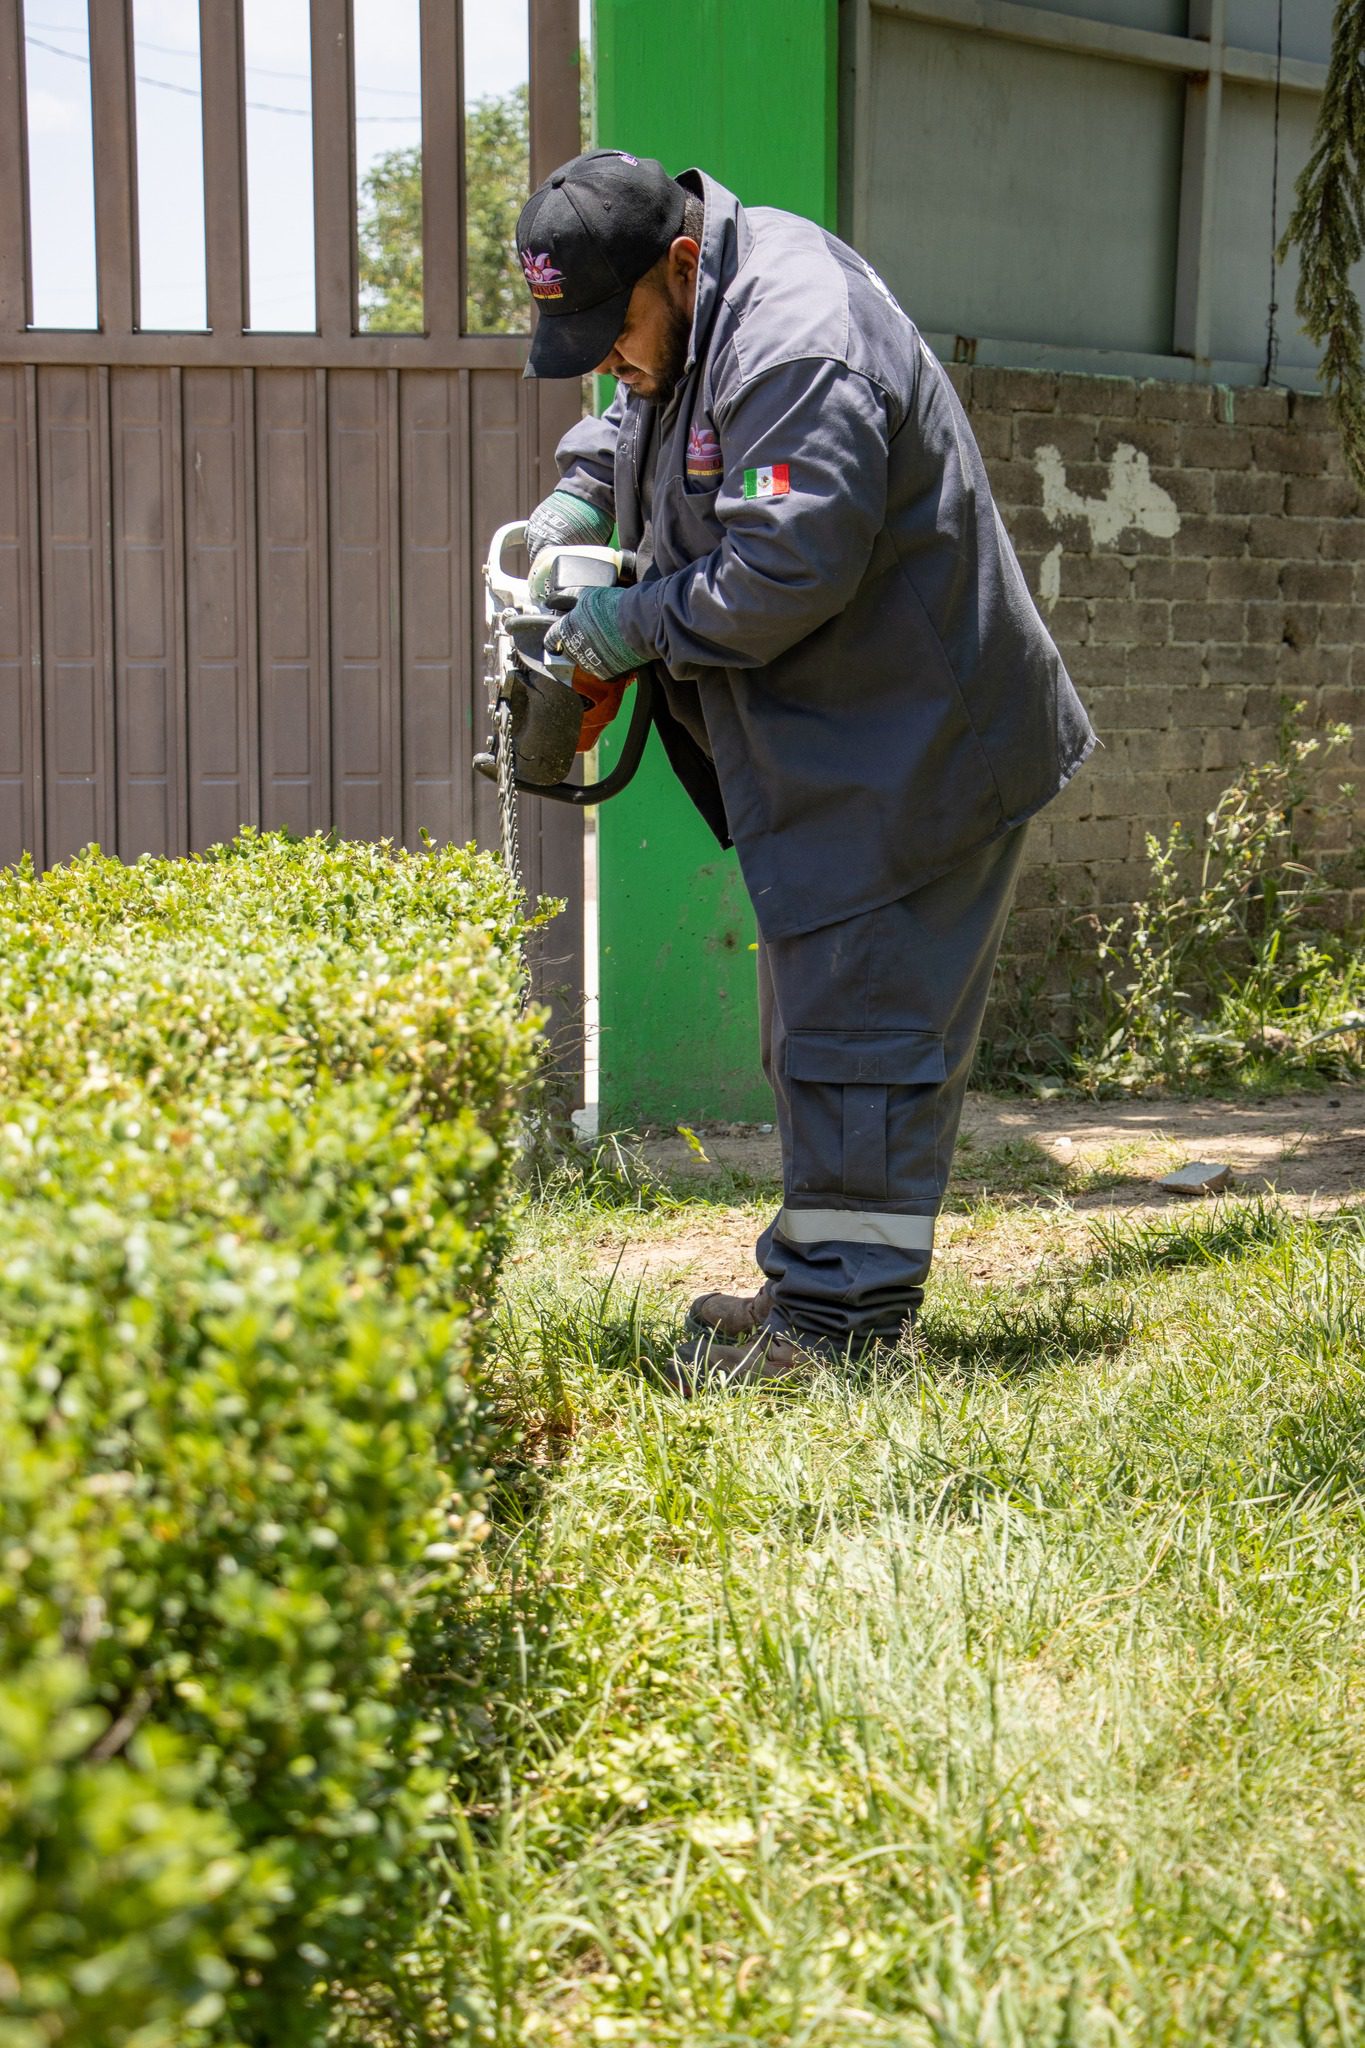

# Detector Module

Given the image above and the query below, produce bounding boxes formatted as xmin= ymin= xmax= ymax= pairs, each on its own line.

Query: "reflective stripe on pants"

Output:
xmin=774 ymin=1207 xmax=936 ymax=1252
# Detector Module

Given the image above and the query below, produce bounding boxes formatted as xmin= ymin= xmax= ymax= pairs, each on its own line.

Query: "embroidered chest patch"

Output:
xmin=742 ymin=463 xmax=790 ymax=499
xmin=686 ymin=422 xmax=723 ymax=484
xmin=520 ymin=250 xmax=564 ymax=300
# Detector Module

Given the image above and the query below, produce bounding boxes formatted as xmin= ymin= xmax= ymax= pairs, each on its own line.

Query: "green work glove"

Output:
xmin=544 ymin=585 xmax=646 ymax=683
xmin=526 ymin=488 xmax=614 ymax=563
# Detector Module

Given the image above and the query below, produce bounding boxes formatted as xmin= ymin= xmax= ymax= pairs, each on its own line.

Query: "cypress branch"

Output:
xmin=1280 ymin=0 xmax=1365 ymax=485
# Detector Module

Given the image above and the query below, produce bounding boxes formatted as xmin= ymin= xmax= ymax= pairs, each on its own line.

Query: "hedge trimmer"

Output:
xmin=475 ymin=521 xmax=654 ymax=911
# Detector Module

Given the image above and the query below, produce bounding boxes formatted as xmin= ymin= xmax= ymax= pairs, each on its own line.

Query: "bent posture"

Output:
xmin=517 ymin=151 xmax=1095 ymax=1387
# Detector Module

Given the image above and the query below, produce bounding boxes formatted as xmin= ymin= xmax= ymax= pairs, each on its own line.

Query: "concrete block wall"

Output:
xmin=943 ymin=365 xmax=1365 ymax=989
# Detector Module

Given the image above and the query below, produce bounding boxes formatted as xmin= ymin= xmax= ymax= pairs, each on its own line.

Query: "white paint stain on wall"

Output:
xmin=1034 ymin=443 xmax=1181 ymax=611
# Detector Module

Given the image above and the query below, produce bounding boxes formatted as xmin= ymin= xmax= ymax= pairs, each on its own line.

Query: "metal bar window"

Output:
xmin=310 ymin=0 xmax=355 ymax=338
xmin=529 ymin=0 xmax=580 ymax=188
xmin=419 ymin=0 xmax=462 ymax=339
xmin=200 ymin=0 xmax=248 ymax=339
xmin=0 ymin=0 xmax=32 ymax=334
xmin=89 ymin=0 xmax=139 ymax=335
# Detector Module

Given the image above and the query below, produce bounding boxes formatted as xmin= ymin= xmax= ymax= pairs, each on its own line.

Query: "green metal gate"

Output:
xmin=593 ymin=0 xmax=837 ymax=1125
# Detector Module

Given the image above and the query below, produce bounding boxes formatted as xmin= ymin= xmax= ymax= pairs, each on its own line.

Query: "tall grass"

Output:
xmin=421 ymin=1198 xmax=1365 ymax=2046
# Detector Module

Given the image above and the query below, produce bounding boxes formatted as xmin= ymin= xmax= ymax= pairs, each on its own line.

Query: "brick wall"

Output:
xmin=946 ymin=365 xmax=1365 ymax=996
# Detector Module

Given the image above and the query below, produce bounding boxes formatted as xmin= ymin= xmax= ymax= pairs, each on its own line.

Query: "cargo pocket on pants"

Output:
xmin=785 ymin=1029 xmax=948 ymax=1202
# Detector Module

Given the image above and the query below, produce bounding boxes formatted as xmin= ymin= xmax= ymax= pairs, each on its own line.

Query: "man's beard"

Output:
xmin=629 ymin=297 xmax=692 ymax=404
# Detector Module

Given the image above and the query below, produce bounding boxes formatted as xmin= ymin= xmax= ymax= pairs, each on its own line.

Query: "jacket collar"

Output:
xmin=678 ymin=169 xmax=742 ymax=376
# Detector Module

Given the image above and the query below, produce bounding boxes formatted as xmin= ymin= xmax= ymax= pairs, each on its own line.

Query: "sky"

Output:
xmin=22 ymin=0 xmax=587 ymax=332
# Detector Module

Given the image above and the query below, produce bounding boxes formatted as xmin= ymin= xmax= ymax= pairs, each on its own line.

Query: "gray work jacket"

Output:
xmin=555 ymin=171 xmax=1095 ymax=941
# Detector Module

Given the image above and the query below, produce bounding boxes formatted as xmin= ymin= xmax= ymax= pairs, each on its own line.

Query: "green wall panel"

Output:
xmin=594 ymin=0 xmax=837 ymax=1125
xmin=595 ymin=0 xmax=837 ymax=229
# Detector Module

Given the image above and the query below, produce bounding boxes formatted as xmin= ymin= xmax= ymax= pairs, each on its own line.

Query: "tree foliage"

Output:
xmin=358 ymin=85 xmax=531 ymax=334
xmin=356 ymin=144 xmax=425 ymax=332
xmin=1281 ymin=0 xmax=1365 ymax=487
xmin=361 ymin=58 xmax=595 ymax=337
xmin=466 ymin=81 xmax=537 ymax=333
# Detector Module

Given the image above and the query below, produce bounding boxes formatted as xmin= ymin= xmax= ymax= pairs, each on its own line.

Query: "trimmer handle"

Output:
xmin=486 ymin=520 xmax=627 ymax=615
xmin=485 ymin=519 xmax=532 ymax=611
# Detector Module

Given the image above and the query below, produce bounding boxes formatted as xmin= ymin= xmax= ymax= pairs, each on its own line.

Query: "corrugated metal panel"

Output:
xmin=0 ymin=364 xmax=40 ymax=867
xmin=14 ymin=357 xmax=579 ymax=871
xmin=1008 ymin=0 xmax=1185 ymax=29
xmin=1226 ymin=0 xmax=1332 ymax=66
xmin=865 ymin=14 xmax=1183 ymax=353
xmin=184 ymin=367 xmax=259 ymax=851
xmin=1211 ymin=82 xmax=1365 ymax=370
xmin=110 ymin=367 xmax=186 ymax=858
xmin=38 ymin=367 xmax=114 ymax=863
xmin=847 ymin=0 xmax=1340 ymax=382
xmin=401 ymin=369 xmax=471 ymax=849
xmin=256 ymin=368 xmax=329 ymax=834
xmin=328 ymin=369 xmax=399 ymax=843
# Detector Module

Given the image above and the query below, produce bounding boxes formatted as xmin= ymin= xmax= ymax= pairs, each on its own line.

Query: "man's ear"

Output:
xmin=668 ymin=236 xmax=701 ymax=298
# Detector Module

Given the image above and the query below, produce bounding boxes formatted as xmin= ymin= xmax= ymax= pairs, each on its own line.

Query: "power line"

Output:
xmin=26 ymin=16 xmax=423 ymax=96
xmin=24 ymin=32 xmax=419 ymax=120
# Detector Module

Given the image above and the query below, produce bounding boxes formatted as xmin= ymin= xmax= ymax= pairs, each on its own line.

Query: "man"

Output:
xmin=515 ymin=150 xmax=1094 ymax=1389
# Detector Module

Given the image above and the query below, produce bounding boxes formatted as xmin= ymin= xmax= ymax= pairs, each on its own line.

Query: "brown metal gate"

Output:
xmin=0 ymin=0 xmax=584 ymax=1036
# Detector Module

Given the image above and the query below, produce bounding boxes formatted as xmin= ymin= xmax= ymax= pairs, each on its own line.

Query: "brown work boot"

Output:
xmin=685 ymin=1283 xmax=773 ymax=1340
xmin=654 ymin=1326 xmax=812 ymax=1397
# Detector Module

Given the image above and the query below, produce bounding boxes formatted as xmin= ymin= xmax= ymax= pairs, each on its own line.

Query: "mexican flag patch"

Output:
xmin=742 ymin=463 xmax=790 ymax=499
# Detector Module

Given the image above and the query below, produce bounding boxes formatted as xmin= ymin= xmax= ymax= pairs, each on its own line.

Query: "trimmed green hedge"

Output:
xmin=0 ymin=833 xmax=540 ymax=2047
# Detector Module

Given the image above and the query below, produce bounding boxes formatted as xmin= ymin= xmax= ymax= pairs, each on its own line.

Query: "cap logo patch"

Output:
xmin=686 ymin=423 xmax=722 ymax=483
xmin=520 ymin=249 xmax=565 ymax=300
xmin=742 ymin=463 xmax=790 ymax=500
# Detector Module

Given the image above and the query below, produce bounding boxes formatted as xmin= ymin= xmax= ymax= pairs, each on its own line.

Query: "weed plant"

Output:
xmin=981 ymin=710 xmax=1364 ymax=1095
xmin=531 ymin=1131 xmax=686 ymax=1216
xmin=422 ymin=1186 xmax=1365 ymax=2047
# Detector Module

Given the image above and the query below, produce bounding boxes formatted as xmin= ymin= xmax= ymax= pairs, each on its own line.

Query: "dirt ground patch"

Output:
xmin=956 ymin=1087 xmax=1365 ymax=1205
xmin=595 ymin=1088 xmax=1365 ymax=1303
xmin=639 ymin=1086 xmax=1365 ymax=1204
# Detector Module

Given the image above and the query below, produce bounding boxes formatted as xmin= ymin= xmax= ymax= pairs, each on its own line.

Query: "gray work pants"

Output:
xmin=754 ymin=824 xmax=1028 ymax=1346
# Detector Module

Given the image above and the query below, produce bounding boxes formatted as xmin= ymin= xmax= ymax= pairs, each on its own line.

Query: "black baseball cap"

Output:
xmin=517 ymin=150 xmax=687 ymax=379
